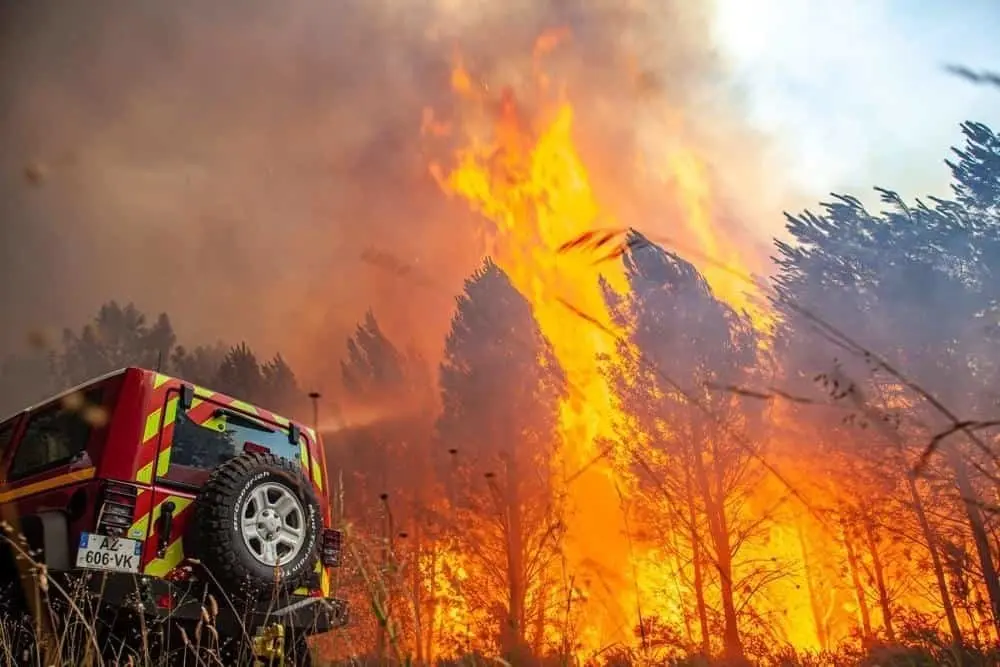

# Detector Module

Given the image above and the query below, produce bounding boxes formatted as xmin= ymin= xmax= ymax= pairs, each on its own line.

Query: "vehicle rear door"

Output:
xmin=138 ymin=384 xmax=221 ymax=576
xmin=142 ymin=385 xmax=310 ymax=577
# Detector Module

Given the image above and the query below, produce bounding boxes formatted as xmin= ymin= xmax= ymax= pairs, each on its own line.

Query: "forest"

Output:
xmin=2 ymin=119 xmax=1000 ymax=667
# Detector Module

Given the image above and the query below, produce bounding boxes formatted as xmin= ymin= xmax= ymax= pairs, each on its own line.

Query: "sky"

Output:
xmin=1 ymin=0 xmax=999 ymax=372
xmin=713 ymin=0 xmax=1000 ymax=208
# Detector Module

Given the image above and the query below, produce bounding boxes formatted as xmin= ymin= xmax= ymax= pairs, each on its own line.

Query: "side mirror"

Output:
xmin=179 ymin=384 xmax=195 ymax=412
xmin=288 ymin=423 xmax=301 ymax=446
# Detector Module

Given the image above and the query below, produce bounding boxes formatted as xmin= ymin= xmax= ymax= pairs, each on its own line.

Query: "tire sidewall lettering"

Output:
xmin=228 ymin=467 xmax=320 ymax=580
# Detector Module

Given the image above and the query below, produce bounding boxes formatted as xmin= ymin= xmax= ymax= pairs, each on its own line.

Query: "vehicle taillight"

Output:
xmin=243 ymin=441 xmax=270 ymax=455
xmin=321 ymin=529 xmax=342 ymax=567
xmin=96 ymin=481 xmax=138 ymax=537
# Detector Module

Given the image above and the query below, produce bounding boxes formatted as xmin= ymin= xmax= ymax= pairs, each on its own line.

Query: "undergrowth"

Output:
xmin=3 ymin=522 xmax=1000 ymax=667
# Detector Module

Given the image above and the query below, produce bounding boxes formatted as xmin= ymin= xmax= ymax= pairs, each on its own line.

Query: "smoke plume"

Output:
xmin=0 ymin=0 xmax=788 ymax=388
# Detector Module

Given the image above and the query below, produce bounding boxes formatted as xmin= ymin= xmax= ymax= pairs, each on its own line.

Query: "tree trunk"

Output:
xmin=504 ymin=456 xmax=527 ymax=658
xmin=693 ymin=447 xmax=742 ymax=658
xmin=841 ymin=517 xmax=873 ymax=640
xmin=862 ymin=517 xmax=895 ymax=641
xmin=950 ymin=452 xmax=1000 ymax=636
xmin=905 ymin=473 xmax=963 ymax=646
xmin=533 ymin=581 xmax=547 ymax=655
xmin=798 ymin=523 xmax=828 ymax=650
xmin=686 ymin=466 xmax=711 ymax=656
xmin=425 ymin=544 xmax=438 ymax=665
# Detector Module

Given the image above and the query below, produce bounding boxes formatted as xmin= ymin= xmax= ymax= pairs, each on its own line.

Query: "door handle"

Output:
xmin=157 ymin=501 xmax=176 ymax=557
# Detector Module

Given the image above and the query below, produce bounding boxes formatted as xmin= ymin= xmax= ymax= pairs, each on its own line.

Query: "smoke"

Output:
xmin=0 ymin=0 xmax=787 ymax=388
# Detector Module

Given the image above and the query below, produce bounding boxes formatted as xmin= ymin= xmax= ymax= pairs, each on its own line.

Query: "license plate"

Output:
xmin=76 ymin=532 xmax=142 ymax=573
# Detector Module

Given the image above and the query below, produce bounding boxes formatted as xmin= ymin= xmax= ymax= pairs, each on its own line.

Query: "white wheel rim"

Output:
xmin=239 ymin=482 xmax=307 ymax=567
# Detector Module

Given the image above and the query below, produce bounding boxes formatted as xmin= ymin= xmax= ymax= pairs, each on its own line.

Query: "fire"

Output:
xmin=434 ymin=80 xmax=635 ymax=654
xmin=425 ymin=29 xmax=782 ymax=657
xmin=419 ymin=28 xmax=939 ymax=661
xmin=651 ymin=148 xmax=773 ymax=331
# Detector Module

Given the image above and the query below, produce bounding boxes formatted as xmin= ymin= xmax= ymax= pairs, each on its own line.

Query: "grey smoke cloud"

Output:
xmin=0 ymin=0 xmax=783 ymax=389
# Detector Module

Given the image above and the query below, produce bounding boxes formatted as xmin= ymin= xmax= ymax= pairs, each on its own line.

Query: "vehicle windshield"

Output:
xmin=167 ymin=404 xmax=303 ymax=479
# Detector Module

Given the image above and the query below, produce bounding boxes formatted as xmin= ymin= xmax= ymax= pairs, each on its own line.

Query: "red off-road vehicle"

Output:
xmin=0 ymin=367 xmax=346 ymax=664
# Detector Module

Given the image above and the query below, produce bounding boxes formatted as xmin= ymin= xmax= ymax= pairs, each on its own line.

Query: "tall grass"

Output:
xmin=0 ymin=523 xmax=338 ymax=666
xmin=5 ymin=518 xmax=1000 ymax=667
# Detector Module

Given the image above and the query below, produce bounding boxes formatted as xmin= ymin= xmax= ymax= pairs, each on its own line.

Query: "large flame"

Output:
xmin=433 ymin=66 xmax=635 ymax=652
xmin=420 ymin=28 xmax=945 ymax=660
xmin=426 ymin=29 xmax=778 ymax=656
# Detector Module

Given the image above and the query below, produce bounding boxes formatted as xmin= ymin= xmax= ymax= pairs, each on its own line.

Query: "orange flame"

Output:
xmin=423 ymin=28 xmax=945 ymax=660
xmin=433 ymin=66 xmax=635 ymax=653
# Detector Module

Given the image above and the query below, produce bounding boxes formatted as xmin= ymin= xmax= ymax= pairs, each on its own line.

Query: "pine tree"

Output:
xmin=61 ymin=301 xmax=177 ymax=384
xmin=170 ymin=342 xmax=229 ymax=387
xmin=437 ymin=258 xmax=566 ymax=658
xmin=770 ymin=122 xmax=1000 ymax=642
xmin=603 ymin=231 xmax=765 ymax=659
xmin=337 ymin=309 xmax=439 ymax=661
xmin=260 ymin=353 xmax=302 ymax=414
xmin=213 ymin=342 xmax=263 ymax=403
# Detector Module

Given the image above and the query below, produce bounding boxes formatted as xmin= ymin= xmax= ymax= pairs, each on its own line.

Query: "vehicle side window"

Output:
xmin=8 ymin=389 xmax=103 ymax=480
xmin=0 ymin=419 xmax=16 ymax=461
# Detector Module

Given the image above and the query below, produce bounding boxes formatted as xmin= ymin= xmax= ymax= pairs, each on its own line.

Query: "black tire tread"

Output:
xmin=191 ymin=452 xmax=321 ymax=597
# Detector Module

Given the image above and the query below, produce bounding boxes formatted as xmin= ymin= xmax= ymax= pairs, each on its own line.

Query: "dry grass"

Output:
xmin=0 ymin=524 xmax=343 ymax=667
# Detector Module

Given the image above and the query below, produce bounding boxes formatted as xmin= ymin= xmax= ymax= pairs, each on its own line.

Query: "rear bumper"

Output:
xmin=67 ymin=570 xmax=348 ymax=635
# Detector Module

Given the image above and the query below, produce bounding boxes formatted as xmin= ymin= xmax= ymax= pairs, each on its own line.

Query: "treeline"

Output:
xmin=3 ymin=120 xmax=1000 ymax=667
xmin=319 ymin=120 xmax=1000 ymax=667
xmin=0 ymin=302 xmax=307 ymax=419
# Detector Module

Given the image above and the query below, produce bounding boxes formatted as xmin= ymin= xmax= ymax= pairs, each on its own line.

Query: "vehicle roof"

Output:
xmin=0 ymin=367 xmax=130 ymax=425
xmin=0 ymin=366 xmax=304 ymax=437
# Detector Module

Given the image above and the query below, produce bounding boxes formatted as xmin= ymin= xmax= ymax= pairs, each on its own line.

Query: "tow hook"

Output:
xmin=252 ymin=623 xmax=285 ymax=667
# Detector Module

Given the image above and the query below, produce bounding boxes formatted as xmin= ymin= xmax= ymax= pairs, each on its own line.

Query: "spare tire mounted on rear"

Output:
xmin=192 ymin=451 xmax=321 ymax=595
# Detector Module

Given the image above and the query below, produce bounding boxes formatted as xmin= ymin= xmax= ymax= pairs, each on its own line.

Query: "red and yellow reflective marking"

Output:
xmin=136 ymin=395 xmax=179 ymax=483
xmin=129 ymin=493 xmax=194 ymax=575
xmin=132 ymin=371 xmax=331 ymax=587
xmin=0 ymin=467 xmax=96 ymax=503
xmin=293 ymin=563 xmax=332 ymax=596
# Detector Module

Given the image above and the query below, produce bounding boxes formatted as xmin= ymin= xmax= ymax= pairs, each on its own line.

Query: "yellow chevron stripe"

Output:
xmin=136 ymin=461 xmax=153 ymax=484
xmin=154 ymin=447 xmax=171 ymax=477
xmin=229 ymin=399 xmax=259 ymax=415
xmin=143 ymin=408 xmax=162 ymax=444
xmin=143 ymin=396 xmax=178 ymax=444
xmin=0 ymin=467 xmax=96 ymax=503
xmin=144 ymin=536 xmax=186 ymax=577
xmin=130 ymin=494 xmax=192 ymax=539
xmin=272 ymin=414 xmax=290 ymax=427
xmin=300 ymin=437 xmax=311 ymax=475
xmin=153 ymin=373 xmax=172 ymax=389
xmin=311 ymin=459 xmax=324 ymax=492
xmin=141 ymin=495 xmax=193 ymax=576
xmin=163 ymin=396 xmax=179 ymax=429
xmin=201 ymin=414 xmax=227 ymax=432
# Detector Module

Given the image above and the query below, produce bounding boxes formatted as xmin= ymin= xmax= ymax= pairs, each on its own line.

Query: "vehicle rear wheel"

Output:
xmin=191 ymin=451 xmax=322 ymax=597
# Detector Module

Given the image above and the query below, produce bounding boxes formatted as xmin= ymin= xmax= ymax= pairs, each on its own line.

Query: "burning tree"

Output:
xmin=333 ymin=309 xmax=439 ymax=661
xmin=771 ymin=121 xmax=1000 ymax=647
xmin=602 ymin=232 xmax=775 ymax=660
xmin=437 ymin=258 xmax=567 ymax=660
